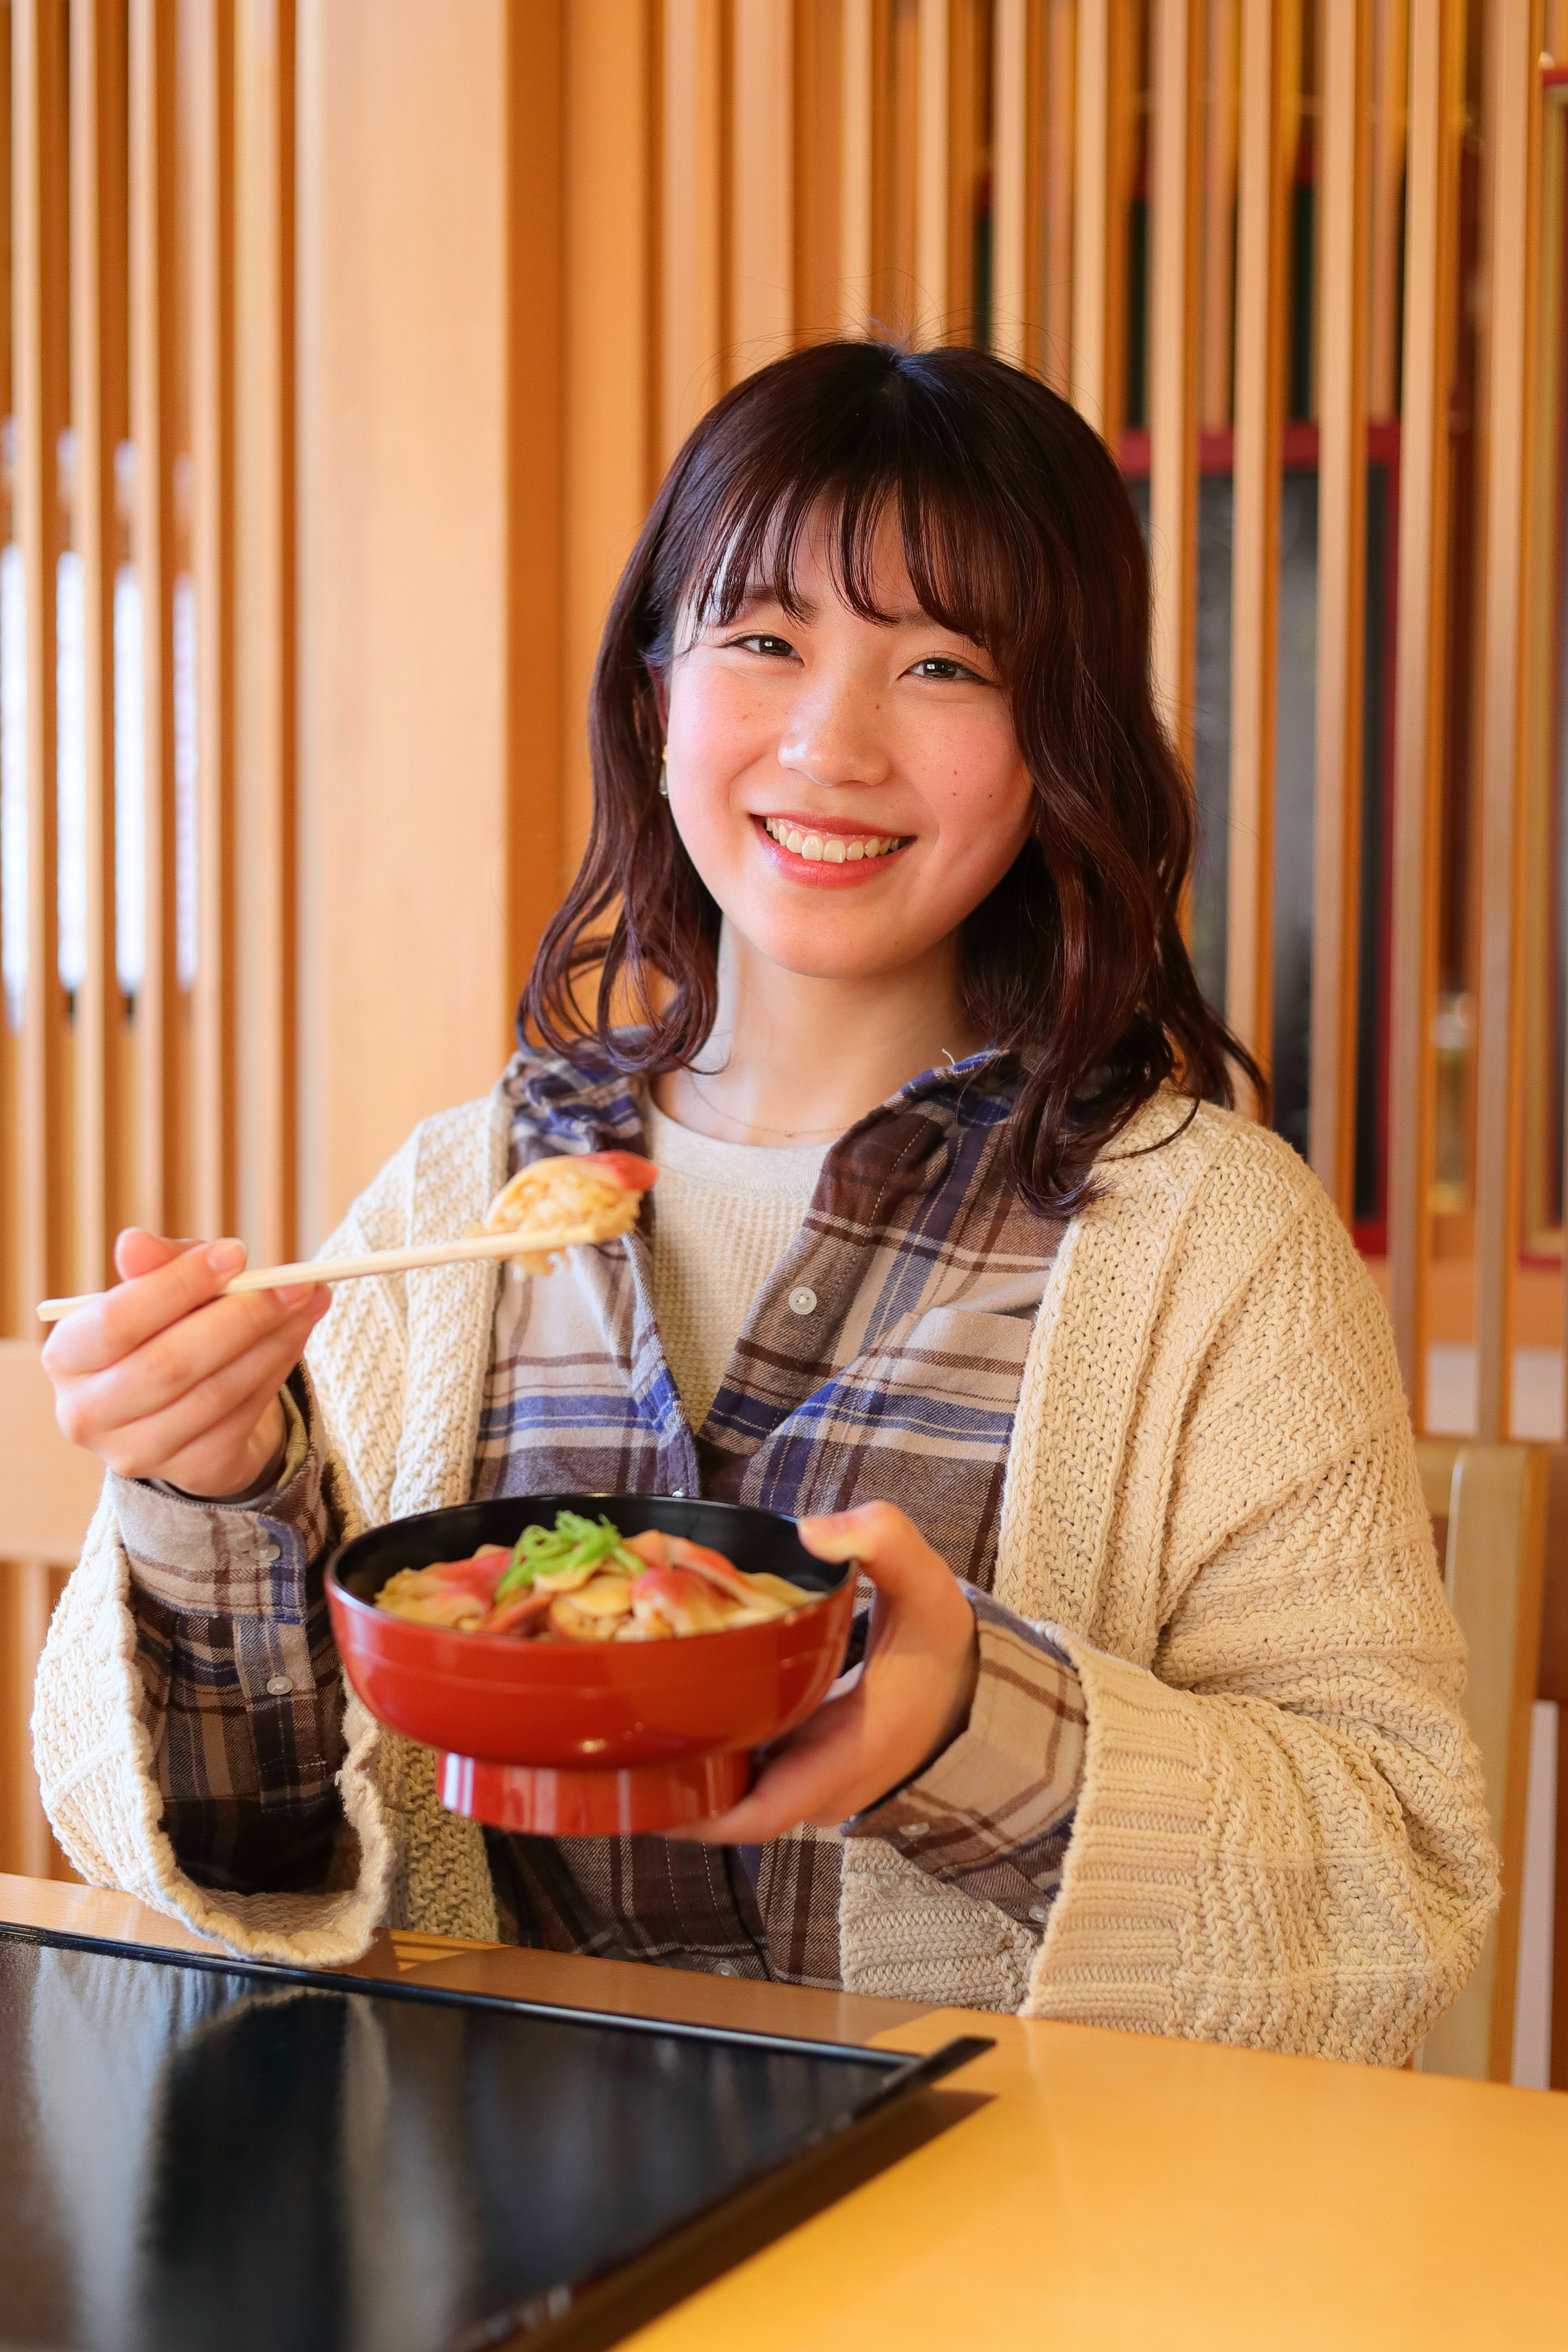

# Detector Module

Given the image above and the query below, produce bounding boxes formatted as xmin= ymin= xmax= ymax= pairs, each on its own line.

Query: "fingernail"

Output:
xmin=276 ymin=1282 xmax=311 ymax=1309
xmin=207 ymin=1238 xmax=246 ymax=1277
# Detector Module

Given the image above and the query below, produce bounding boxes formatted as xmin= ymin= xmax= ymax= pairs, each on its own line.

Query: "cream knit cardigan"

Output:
xmin=33 ymin=1084 xmax=1498 ymax=2061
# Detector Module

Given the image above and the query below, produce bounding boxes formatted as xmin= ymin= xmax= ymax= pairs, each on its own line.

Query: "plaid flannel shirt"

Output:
xmin=119 ymin=1048 xmax=1086 ymax=1987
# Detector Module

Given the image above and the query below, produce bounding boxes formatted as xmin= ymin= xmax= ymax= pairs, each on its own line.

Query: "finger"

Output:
xmin=798 ymin=1500 xmax=952 ymax=1609
xmin=63 ymin=1278 xmax=328 ymax=1430
xmin=47 ymin=1236 xmax=251 ymax=1376
xmin=87 ymin=1299 xmax=328 ymax=1477
xmin=114 ymin=1228 xmax=199 ymax=1283
xmin=157 ymin=1388 xmax=293 ymax=1499
xmin=667 ymin=1697 xmax=868 ymax=1844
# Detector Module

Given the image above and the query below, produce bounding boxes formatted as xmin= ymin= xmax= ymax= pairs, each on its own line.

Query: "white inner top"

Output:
xmin=643 ymin=1101 xmax=829 ymax=1430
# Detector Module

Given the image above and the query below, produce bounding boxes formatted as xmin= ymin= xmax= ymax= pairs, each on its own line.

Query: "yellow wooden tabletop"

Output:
xmin=6 ymin=1875 xmax=1564 ymax=2349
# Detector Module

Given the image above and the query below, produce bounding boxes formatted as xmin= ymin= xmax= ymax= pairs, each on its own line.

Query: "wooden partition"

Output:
xmin=0 ymin=6 xmax=1564 ymax=1926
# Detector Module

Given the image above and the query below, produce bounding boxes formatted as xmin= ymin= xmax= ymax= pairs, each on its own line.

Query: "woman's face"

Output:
xmin=662 ymin=508 xmax=1036 ymax=986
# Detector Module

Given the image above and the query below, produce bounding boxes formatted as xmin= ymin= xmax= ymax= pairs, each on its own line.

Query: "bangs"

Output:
xmin=646 ymin=347 xmax=1050 ymax=676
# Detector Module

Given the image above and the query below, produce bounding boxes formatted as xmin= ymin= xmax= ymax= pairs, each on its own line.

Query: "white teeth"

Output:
xmin=763 ymin=818 xmax=903 ymax=861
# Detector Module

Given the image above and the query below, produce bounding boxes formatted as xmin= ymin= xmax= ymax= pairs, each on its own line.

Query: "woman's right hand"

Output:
xmin=42 ymin=1229 xmax=332 ymax=1500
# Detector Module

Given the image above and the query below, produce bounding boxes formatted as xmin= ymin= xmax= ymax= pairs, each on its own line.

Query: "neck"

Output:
xmin=652 ymin=924 xmax=983 ymax=1145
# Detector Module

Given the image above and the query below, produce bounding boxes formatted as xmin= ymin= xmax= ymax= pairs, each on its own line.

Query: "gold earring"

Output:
xmin=658 ymin=747 xmax=670 ymax=799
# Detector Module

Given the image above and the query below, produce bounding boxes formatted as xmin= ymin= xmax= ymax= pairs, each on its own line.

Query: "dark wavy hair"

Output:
xmin=522 ymin=339 xmax=1261 ymax=1211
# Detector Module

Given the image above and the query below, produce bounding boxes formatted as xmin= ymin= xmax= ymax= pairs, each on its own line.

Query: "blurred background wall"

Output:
xmin=0 ymin=0 xmax=1565 ymax=1436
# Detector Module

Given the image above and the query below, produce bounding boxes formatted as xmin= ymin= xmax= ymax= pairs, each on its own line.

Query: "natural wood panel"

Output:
xmin=1471 ymin=0 xmax=1545 ymax=1442
xmin=914 ymin=0 xmax=950 ymax=339
xmin=1308 ymin=0 xmax=1372 ymax=1218
xmin=502 ymin=1 xmax=565 ymax=1010
xmin=1387 ymin=0 xmax=1464 ymax=1417
xmin=1200 ymin=0 xmax=1239 ymax=432
xmin=1369 ymin=0 xmax=1408 ymax=420
xmin=129 ymin=0 xmax=181 ymax=1237
xmin=1041 ymin=0 xmax=1075 ymax=392
xmin=562 ymin=0 xmax=653 ymax=888
xmin=67 ymin=1 xmax=129 ymax=1298
xmin=840 ymin=0 xmax=876 ymax=328
xmin=658 ymin=0 xmax=724 ymax=466
xmin=232 ymin=0 xmax=295 ymax=1265
xmin=185 ymin=0 xmax=236 ymax=1244
xmin=13 ymin=0 xmax=70 ymax=1319
xmin=991 ymin=0 xmax=1028 ymax=361
xmin=295 ymin=0 xmax=515 ymax=1241
xmin=732 ymin=0 xmax=793 ymax=376
xmin=1148 ymin=0 xmax=1201 ymax=769
xmin=793 ymin=0 xmax=843 ymax=341
xmin=1071 ymin=0 xmax=1127 ymax=441
xmin=1225 ymin=0 xmax=1295 ymax=1092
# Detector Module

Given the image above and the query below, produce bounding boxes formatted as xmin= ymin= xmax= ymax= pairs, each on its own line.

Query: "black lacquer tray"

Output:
xmin=0 ymin=1923 xmax=989 ymax=2352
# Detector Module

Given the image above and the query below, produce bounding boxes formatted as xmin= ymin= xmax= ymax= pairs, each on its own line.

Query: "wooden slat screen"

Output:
xmin=0 ymin=4 xmax=1562 ymax=1896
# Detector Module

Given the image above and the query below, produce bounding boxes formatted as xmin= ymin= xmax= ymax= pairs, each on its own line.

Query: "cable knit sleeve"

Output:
xmin=1017 ymin=1118 xmax=1499 ymax=2060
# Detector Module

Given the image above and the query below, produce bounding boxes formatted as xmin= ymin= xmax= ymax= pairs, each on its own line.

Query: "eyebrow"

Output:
xmin=732 ymin=586 xmax=971 ymax=637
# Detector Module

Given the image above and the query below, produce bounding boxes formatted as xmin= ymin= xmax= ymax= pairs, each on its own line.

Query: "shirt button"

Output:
xmin=260 ymin=1541 xmax=281 ymax=1564
xmin=1029 ymin=1903 xmax=1050 ymax=1923
xmin=788 ymin=1286 xmax=818 ymax=1316
xmin=265 ymin=1675 xmax=294 ymax=1697
xmin=902 ymin=1821 xmax=931 ymax=1839
xmin=713 ymin=1961 xmax=739 ymax=1977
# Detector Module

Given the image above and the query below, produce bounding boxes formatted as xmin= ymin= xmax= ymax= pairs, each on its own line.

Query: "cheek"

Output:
xmin=917 ymin=715 xmax=1035 ymax=867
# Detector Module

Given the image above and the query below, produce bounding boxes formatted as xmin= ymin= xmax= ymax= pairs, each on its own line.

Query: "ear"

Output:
xmin=647 ymin=667 xmax=670 ymax=735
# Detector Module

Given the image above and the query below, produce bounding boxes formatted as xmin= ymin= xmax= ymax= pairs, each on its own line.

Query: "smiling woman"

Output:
xmin=34 ymin=342 xmax=1497 ymax=2061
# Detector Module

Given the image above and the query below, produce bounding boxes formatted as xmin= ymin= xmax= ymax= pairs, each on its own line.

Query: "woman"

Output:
xmin=35 ymin=342 xmax=1495 ymax=2057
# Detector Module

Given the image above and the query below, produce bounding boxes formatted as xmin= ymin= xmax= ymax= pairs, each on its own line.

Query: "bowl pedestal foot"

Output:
xmin=438 ymin=1746 xmax=752 ymax=1835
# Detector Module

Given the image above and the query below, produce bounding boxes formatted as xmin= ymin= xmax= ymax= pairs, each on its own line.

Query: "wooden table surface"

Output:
xmin=6 ymin=1874 xmax=1565 ymax=2350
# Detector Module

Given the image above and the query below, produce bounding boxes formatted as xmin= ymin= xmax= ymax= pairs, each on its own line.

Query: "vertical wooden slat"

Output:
xmin=840 ymin=0 xmax=876 ymax=330
xmin=232 ymin=0 xmax=294 ymax=1265
xmin=793 ymin=0 xmax=843 ymax=341
xmin=503 ymin=2 xmax=565 ymax=1012
xmin=1072 ymin=0 xmax=1127 ymax=444
xmin=562 ymin=0 xmax=654 ymax=882
xmin=915 ymin=0 xmax=951 ymax=340
xmin=1148 ymin=0 xmax=1201 ymax=769
xmin=1042 ymin=0 xmax=1075 ymax=392
xmin=1200 ymin=0 xmax=1239 ymax=431
xmin=187 ymin=0 xmax=234 ymax=1243
xmin=1369 ymin=0 xmax=1408 ymax=421
xmin=1225 ymin=0 xmax=1295 ymax=1093
xmin=731 ymin=0 xmax=793 ymax=378
xmin=14 ymin=0 xmax=69 ymax=1318
xmin=658 ymin=0 xmax=724 ymax=468
xmin=129 ymin=0 xmax=178 ymax=1237
xmin=992 ymin=0 xmax=1028 ymax=361
xmin=1308 ymin=0 xmax=1372 ymax=1218
xmin=1472 ymin=0 xmax=1545 ymax=1443
xmin=68 ymin=0 xmax=126 ymax=1295
xmin=1386 ymin=0 xmax=1464 ymax=1420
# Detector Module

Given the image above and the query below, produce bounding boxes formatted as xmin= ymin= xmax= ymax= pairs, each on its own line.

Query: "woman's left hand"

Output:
xmin=667 ymin=1500 xmax=979 ymax=1844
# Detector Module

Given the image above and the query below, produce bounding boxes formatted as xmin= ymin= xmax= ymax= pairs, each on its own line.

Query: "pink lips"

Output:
xmin=750 ymin=814 xmax=913 ymax=889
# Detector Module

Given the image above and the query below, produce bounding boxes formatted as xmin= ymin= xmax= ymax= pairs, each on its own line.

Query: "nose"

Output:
xmin=777 ymin=671 xmax=893 ymax=792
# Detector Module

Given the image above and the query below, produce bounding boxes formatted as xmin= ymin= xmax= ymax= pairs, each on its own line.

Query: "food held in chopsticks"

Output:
xmin=473 ymin=1151 xmax=658 ymax=1273
xmin=375 ymin=1510 xmax=808 ymax=1643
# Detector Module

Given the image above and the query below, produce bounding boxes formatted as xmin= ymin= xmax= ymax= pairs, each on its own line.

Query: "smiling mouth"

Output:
xmin=759 ymin=816 xmax=911 ymax=865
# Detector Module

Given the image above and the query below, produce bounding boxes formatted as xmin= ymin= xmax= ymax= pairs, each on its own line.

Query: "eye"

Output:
xmin=909 ymin=654 xmax=986 ymax=683
xmin=727 ymin=631 xmax=797 ymax=659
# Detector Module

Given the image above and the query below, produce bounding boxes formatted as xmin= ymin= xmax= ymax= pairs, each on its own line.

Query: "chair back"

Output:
xmin=0 ymin=1341 xmax=104 ymax=1880
xmin=1415 ymin=1439 xmax=1548 ymax=2081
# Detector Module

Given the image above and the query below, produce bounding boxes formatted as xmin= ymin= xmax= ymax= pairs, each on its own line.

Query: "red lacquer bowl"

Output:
xmin=325 ymin=1493 xmax=856 ymax=1835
